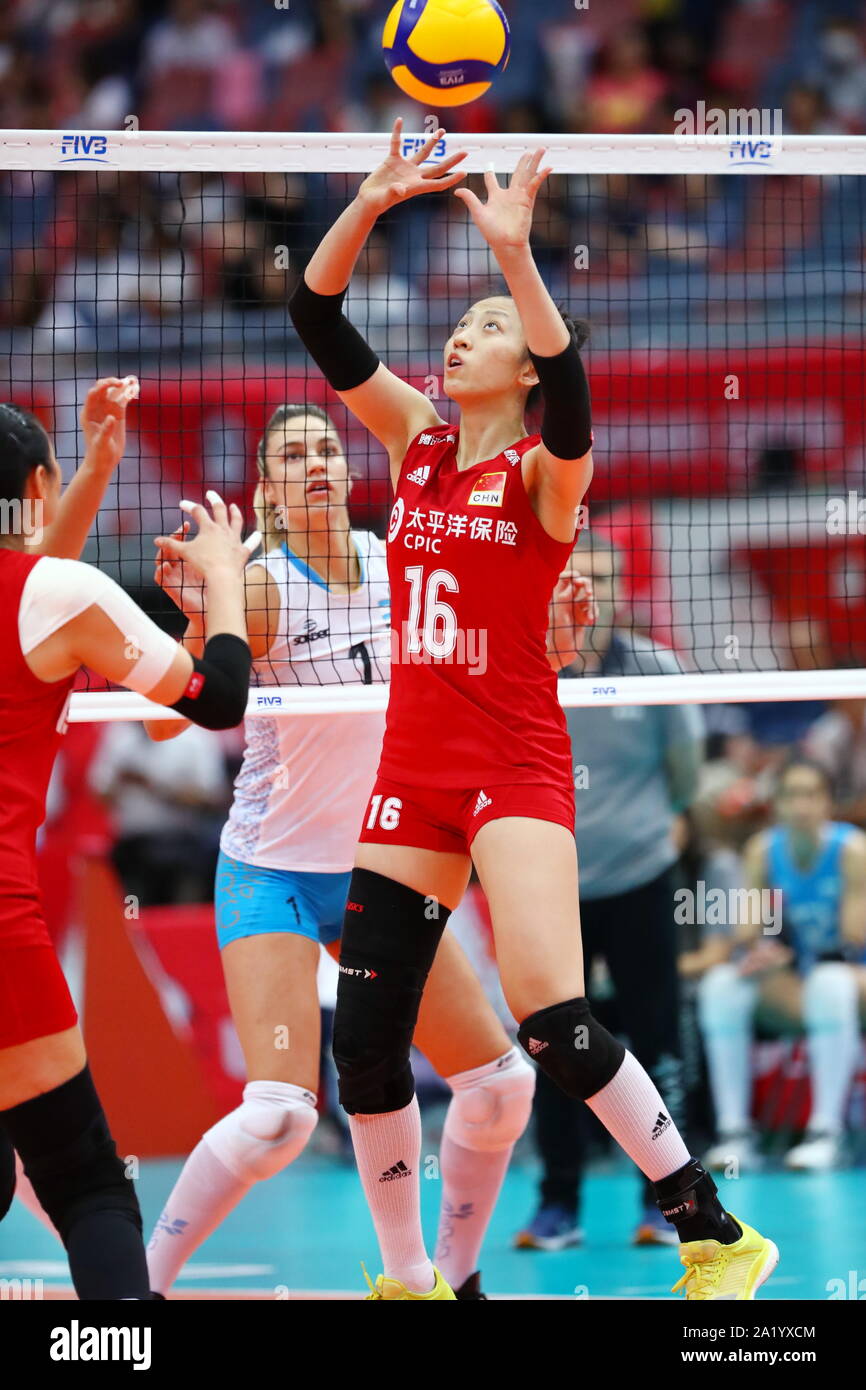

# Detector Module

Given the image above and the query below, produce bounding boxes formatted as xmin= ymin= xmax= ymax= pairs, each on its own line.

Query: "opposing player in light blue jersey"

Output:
xmin=143 ymin=403 xmax=591 ymax=1298
xmin=695 ymin=758 xmax=866 ymax=1173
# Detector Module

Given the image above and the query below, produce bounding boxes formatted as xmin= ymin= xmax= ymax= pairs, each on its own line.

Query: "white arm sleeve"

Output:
xmin=19 ymin=557 xmax=179 ymax=696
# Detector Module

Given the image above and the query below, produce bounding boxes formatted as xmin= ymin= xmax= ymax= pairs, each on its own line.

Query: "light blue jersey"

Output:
xmin=766 ymin=822 xmax=860 ymax=971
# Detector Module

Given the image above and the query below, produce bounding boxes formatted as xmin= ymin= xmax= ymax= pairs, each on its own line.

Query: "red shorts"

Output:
xmin=358 ymin=775 xmax=575 ymax=855
xmin=0 ymin=934 xmax=78 ymax=1049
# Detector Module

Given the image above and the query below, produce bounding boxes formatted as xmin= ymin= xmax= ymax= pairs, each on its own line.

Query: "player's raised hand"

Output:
xmin=154 ymin=520 xmax=206 ymax=617
xmin=80 ymin=376 xmax=138 ymax=475
xmin=358 ymin=117 xmax=468 ymax=214
xmin=454 ymin=148 xmax=553 ymax=252
xmin=547 ymin=570 xmax=597 ymax=667
xmin=154 ymin=490 xmax=260 ymax=581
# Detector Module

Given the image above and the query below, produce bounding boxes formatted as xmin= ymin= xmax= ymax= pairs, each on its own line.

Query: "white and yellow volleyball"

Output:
xmin=382 ymin=0 xmax=511 ymax=108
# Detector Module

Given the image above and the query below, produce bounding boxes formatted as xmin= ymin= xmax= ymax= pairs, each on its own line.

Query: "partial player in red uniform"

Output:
xmin=289 ymin=119 xmax=779 ymax=1301
xmin=0 ymin=390 xmax=253 ymax=1298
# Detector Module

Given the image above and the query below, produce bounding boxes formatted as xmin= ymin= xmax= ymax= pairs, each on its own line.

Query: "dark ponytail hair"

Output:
xmin=0 ymin=404 xmax=54 ymax=507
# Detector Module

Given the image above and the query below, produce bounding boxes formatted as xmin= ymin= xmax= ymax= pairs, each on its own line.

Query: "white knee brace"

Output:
xmin=697 ymin=962 xmax=757 ymax=1032
xmin=203 ymin=1081 xmax=318 ymax=1183
xmin=803 ymin=962 xmax=859 ymax=1032
xmin=443 ymin=1047 xmax=535 ymax=1153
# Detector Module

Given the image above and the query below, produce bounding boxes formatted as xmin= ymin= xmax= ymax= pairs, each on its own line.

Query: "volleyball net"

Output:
xmin=2 ymin=129 xmax=866 ymax=721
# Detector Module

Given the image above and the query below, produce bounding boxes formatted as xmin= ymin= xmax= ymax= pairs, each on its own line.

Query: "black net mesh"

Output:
xmin=2 ymin=162 xmax=866 ymax=691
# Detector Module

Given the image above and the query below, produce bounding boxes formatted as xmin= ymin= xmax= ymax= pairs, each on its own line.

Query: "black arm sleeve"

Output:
xmin=528 ymin=338 xmax=592 ymax=460
xmin=287 ymin=274 xmax=381 ymax=392
xmin=169 ymin=632 xmax=252 ymax=730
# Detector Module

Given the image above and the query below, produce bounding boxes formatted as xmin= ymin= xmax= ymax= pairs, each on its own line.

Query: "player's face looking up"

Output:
xmin=261 ymin=414 xmax=350 ymax=535
xmin=443 ymin=296 xmax=538 ymax=408
xmin=775 ymin=764 xmax=831 ymax=834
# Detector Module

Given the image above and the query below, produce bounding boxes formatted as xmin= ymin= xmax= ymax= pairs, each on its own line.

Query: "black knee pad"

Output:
xmin=1 ymin=1066 xmax=141 ymax=1244
xmin=0 ymin=1123 xmax=14 ymax=1224
xmin=334 ymin=868 xmax=450 ymax=1115
xmin=518 ymin=997 xmax=625 ymax=1100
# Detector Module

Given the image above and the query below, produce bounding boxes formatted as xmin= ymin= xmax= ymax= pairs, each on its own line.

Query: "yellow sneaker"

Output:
xmin=672 ymin=1215 xmax=779 ymax=1301
xmin=363 ymin=1265 xmax=456 ymax=1300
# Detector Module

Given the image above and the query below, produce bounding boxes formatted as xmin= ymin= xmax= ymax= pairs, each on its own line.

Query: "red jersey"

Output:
xmin=379 ymin=425 xmax=575 ymax=789
xmin=0 ymin=550 xmax=75 ymax=944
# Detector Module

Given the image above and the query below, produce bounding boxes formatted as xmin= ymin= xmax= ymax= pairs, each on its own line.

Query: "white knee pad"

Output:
xmin=203 ymin=1081 xmax=318 ymax=1183
xmin=803 ymin=962 xmax=859 ymax=1031
xmin=443 ymin=1047 xmax=535 ymax=1154
xmin=697 ymin=962 xmax=757 ymax=1033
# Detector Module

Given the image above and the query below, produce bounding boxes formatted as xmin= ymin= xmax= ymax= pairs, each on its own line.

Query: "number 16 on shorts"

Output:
xmin=366 ymin=793 xmax=403 ymax=831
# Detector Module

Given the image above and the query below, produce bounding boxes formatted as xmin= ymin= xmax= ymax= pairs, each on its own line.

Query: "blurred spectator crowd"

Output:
xmin=2 ymin=0 xmax=866 ymax=139
xmin=1 ymin=0 xmax=866 ymax=356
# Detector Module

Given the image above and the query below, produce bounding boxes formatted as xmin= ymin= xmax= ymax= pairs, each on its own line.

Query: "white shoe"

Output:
xmin=783 ymin=1132 xmax=844 ymax=1171
xmin=704 ymin=1132 xmax=760 ymax=1173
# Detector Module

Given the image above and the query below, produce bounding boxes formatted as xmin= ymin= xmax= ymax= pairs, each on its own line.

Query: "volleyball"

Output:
xmin=382 ymin=0 xmax=511 ymax=108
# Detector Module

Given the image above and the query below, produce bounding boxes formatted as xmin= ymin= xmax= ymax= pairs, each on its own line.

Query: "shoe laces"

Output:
xmin=671 ymin=1245 xmax=726 ymax=1300
xmin=361 ymin=1262 xmax=383 ymax=1300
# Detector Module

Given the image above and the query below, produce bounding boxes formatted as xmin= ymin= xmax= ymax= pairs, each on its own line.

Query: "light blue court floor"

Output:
xmin=2 ymin=1150 xmax=863 ymax=1299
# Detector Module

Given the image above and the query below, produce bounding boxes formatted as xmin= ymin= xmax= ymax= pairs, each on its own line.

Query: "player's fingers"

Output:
xmin=510 ymin=151 xmax=531 ymax=184
xmin=204 ymin=488 xmax=229 ymax=527
xmin=106 ymin=375 xmax=139 ymax=407
xmin=421 ymin=148 xmax=467 ymax=177
xmin=453 ymin=185 xmax=482 ymax=211
xmin=90 ymin=416 xmax=115 ymax=444
xmin=154 ymin=535 xmax=185 ymax=558
xmin=243 ymin=529 xmax=263 ymax=554
xmin=430 ymin=169 xmax=467 ymax=192
xmin=178 ymin=498 xmax=206 ymax=526
xmin=412 ymin=126 xmax=445 ymax=162
xmin=528 ymin=167 xmax=553 ymax=196
xmin=389 ymin=116 xmax=402 ymax=156
xmin=87 ymin=377 xmax=118 ymax=398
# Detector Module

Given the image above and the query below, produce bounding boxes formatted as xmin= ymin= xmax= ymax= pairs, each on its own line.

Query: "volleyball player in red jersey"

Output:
xmin=289 ymin=119 xmax=778 ymax=1300
xmin=0 ymin=388 xmax=253 ymax=1298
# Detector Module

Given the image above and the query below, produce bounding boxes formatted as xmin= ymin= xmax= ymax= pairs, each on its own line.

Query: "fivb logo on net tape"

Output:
xmin=673 ymin=103 xmax=784 ymax=168
xmin=401 ymin=133 xmax=447 ymax=164
xmin=58 ymin=134 xmax=113 ymax=165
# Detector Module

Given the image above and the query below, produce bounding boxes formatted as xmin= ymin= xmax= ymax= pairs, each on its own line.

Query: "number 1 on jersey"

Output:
xmin=404 ymin=565 xmax=459 ymax=660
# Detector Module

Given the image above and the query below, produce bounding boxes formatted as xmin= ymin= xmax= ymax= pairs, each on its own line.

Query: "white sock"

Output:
xmin=147 ymin=1141 xmax=251 ymax=1295
xmin=803 ymin=963 xmax=860 ymax=1134
xmin=434 ymin=1135 xmax=511 ymax=1288
xmin=586 ymin=1050 xmax=691 ymax=1181
xmin=147 ymin=1080 xmax=317 ymax=1295
xmin=348 ymin=1097 xmax=434 ymax=1293
xmin=433 ymin=1047 xmax=534 ymax=1290
xmin=697 ymin=963 xmax=757 ymax=1134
